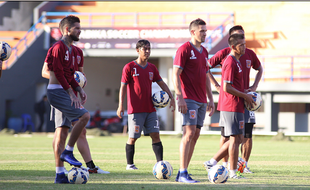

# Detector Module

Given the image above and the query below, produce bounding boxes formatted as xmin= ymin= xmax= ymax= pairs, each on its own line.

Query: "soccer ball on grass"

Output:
xmin=153 ymin=160 xmax=173 ymax=179
xmin=208 ymin=165 xmax=229 ymax=183
xmin=67 ymin=167 xmax=89 ymax=184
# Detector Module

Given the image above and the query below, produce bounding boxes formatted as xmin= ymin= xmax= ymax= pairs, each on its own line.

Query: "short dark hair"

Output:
xmin=59 ymin=15 xmax=80 ymax=34
xmin=228 ymin=34 xmax=245 ymax=47
xmin=229 ymin=25 xmax=244 ymax=35
xmin=189 ymin=18 xmax=206 ymax=31
xmin=136 ymin=39 xmax=150 ymax=49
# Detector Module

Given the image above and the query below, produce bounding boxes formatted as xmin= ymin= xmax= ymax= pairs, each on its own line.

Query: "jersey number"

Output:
xmin=133 ymin=68 xmax=139 ymax=76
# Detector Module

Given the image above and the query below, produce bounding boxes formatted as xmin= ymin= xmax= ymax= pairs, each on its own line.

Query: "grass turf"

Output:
xmin=0 ymin=132 xmax=310 ymax=190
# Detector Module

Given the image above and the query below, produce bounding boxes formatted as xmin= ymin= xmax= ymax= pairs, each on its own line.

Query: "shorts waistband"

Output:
xmin=47 ymin=84 xmax=63 ymax=89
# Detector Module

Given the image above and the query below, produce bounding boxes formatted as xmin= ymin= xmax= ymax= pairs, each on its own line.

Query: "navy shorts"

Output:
xmin=128 ymin=112 xmax=159 ymax=139
xmin=182 ymin=99 xmax=207 ymax=127
xmin=47 ymin=85 xmax=88 ymax=123
xmin=219 ymin=111 xmax=244 ymax=136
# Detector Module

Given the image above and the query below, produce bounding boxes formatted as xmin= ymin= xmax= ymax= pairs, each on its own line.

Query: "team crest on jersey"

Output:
xmin=246 ymin=60 xmax=251 ymax=68
xmin=149 ymin=72 xmax=154 ymax=80
xmin=190 ymin=50 xmax=197 ymax=59
xmin=189 ymin=110 xmax=196 ymax=119
xmin=65 ymin=50 xmax=69 ymax=61
xmin=239 ymin=121 xmax=244 ymax=129
xmin=135 ymin=125 xmax=140 ymax=133
xmin=77 ymin=55 xmax=81 ymax=65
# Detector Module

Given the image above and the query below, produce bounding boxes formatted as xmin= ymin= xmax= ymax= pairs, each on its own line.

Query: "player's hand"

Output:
xmin=177 ymin=96 xmax=187 ymax=114
xmin=117 ymin=106 xmax=124 ymax=118
xmin=79 ymin=88 xmax=87 ymax=105
xmin=68 ymin=89 xmax=81 ymax=108
xmin=244 ymin=93 xmax=256 ymax=110
xmin=207 ymin=100 xmax=215 ymax=116
xmin=247 ymin=84 xmax=257 ymax=92
xmin=169 ymin=98 xmax=176 ymax=112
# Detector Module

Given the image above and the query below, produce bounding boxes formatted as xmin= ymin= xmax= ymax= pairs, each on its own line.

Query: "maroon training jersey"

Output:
xmin=173 ymin=41 xmax=209 ymax=103
xmin=218 ymin=55 xmax=244 ymax=113
xmin=209 ymin=47 xmax=261 ymax=89
xmin=46 ymin=40 xmax=79 ymax=90
xmin=121 ymin=61 xmax=162 ymax=114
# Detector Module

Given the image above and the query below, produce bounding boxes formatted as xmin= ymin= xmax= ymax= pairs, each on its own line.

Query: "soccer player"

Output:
xmin=42 ymin=48 xmax=109 ymax=182
xmin=205 ymin=25 xmax=263 ymax=173
xmin=173 ymin=18 xmax=215 ymax=183
xmin=116 ymin=39 xmax=175 ymax=171
xmin=44 ymin=15 xmax=91 ymax=183
xmin=204 ymin=34 xmax=255 ymax=179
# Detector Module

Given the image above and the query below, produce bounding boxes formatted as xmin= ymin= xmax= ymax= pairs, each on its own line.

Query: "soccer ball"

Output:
xmin=67 ymin=167 xmax=89 ymax=184
xmin=245 ymin=91 xmax=262 ymax=111
xmin=208 ymin=165 xmax=229 ymax=184
xmin=153 ymin=160 xmax=173 ymax=179
xmin=0 ymin=41 xmax=12 ymax=61
xmin=152 ymin=91 xmax=170 ymax=108
xmin=74 ymin=71 xmax=87 ymax=88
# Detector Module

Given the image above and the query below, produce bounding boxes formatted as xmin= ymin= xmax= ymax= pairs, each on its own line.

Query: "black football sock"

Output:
xmin=86 ymin=160 xmax=96 ymax=169
xmin=152 ymin=141 xmax=163 ymax=162
xmin=126 ymin=144 xmax=135 ymax=165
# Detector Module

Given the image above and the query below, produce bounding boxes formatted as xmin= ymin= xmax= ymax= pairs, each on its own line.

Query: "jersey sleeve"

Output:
xmin=77 ymin=48 xmax=84 ymax=68
xmin=173 ymin=45 xmax=188 ymax=70
xmin=121 ymin=64 xmax=131 ymax=85
xmin=152 ymin=64 xmax=162 ymax=82
xmin=222 ymin=57 xmax=235 ymax=84
xmin=249 ymin=49 xmax=261 ymax=70
xmin=209 ymin=48 xmax=230 ymax=68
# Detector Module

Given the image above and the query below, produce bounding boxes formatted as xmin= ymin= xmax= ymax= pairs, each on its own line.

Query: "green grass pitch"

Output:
xmin=1 ymin=132 xmax=310 ymax=190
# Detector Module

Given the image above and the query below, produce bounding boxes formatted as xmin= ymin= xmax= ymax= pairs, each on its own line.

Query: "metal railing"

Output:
xmin=2 ymin=16 xmax=45 ymax=70
xmin=3 ymin=11 xmax=234 ymax=69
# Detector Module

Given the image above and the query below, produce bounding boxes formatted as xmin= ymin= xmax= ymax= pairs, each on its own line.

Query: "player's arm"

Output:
xmin=224 ymin=82 xmax=255 ymax=107
xmin=156 ymin=80 xmax=175 ymax=112
xmin=173 ymin=66 xmax=187 ymax=114
xmin=41 ymin=62 xmax=50 ymax=79
xmin=0 ymin=60 xmax=2 ymax=78
xmin=248 ymin=65 xmax=263 ymax=92
xmin=208 ymin=49 xmax=228 ymax=93
xmin=207 ymin=72 xmax=220 ymax=93
xmin=206 ymin=72 xmax=215 ymax=116
xmin=117 ymin=83 xmax=127 ymax=118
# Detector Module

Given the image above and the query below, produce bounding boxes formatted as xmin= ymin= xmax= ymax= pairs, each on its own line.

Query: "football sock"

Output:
xmin=65 ymin=145 xmax=74 ymax=151
xmin=210 ymin=158 xmax=218 ymax=165
xmin=86 ymin=160 xmax=96 ymax=169
xmin=152 ymin=141 xmax=163 ymax=162
xmin=230 ymin=169 xmax=237 ymax=176
xmin=180 ymin=168 xmax=187 ymax=173
xmin=126 ymin=144 xmax=135 ymax=165
xmin=222 ymin=162 xmax=228 ymax=167
xmin=245 ymin=161 xmax=248 ymax=167
xmin=179 ymin=169 xmax=187 ymax=177
xmin=56 ymin=167 xmax=65 ymax=174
